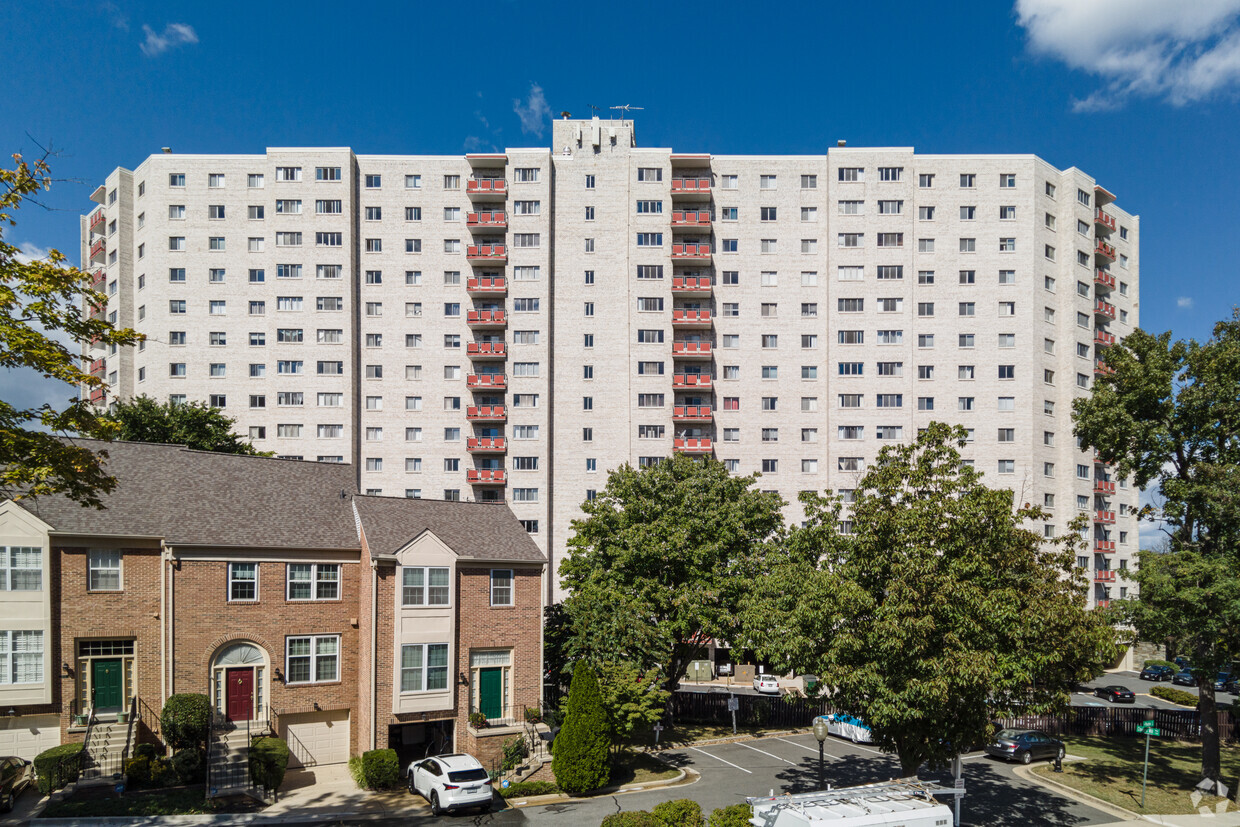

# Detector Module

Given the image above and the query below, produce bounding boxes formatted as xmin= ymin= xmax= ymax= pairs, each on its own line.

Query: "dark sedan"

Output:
xmin=1095 ymin=685 xmax=1136 ymax=703
xmin=1140 ymin=665 xmax=1175 ymax=682
xmin=0 ymin=756 xmax=33 ymax=812
xmin=1173 ymin=669 xmax=1196 ymax=687
xmin=1213 ymin=674 xmax=1237 ymax=694
xmin=985 ymin=729 xmax=1066 ymax=765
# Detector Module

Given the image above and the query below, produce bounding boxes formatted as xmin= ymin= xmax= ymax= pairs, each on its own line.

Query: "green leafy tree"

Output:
xmin=593 ymin=660 xmax=670 ymax=748
xmin=560 ymin=454 xmax=785 ymax=694
xmin=160 ymin=693 xmax=212 ymax=751
xmin=0 ymin=152 xmax=142 ymax=507
xmin=105 ymin=395 xmax=267 ymax=454
xmin=1073 ymin=316 xmax=1240 ymax=787
xmin=739 ymin=423 xmax=1116 ymax=775
xmin=552 ymin=661 xmax=611 ymax=794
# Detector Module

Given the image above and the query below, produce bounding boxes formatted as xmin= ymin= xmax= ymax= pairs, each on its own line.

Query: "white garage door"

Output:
xmin=0 ymin=715 xmax=60 ymax=761
xmin=280 ymin=710 xmax=350 ymax=768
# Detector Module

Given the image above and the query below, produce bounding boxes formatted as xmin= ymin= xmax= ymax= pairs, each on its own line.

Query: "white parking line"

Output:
xmin=775 ymin=737 xmax=834 ymax=757
xmin=689 ymin=746 xmax=753 ymax=773
xmin=733 ymin=740 xmax=799 ymax=765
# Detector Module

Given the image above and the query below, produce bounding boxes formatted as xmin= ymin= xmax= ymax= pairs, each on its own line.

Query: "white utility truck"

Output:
xmin=747 ymin=778 xmax=960 ymax=827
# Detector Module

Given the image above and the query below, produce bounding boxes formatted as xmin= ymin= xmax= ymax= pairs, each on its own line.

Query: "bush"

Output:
xmin=123 ymin=756 xmax=151 ymax=787
xmin=525 ymin=706 xmax=543 ymax=724
xmin=469 ymin=711 xmax=489 ymax=728
xmin=171 ymin=748 xmax=204 ymax=784
xmin=1144 ymin=659 xmax=1178 ymax=670
xmin=653 ymin=798 xmax=704 ymax=826
xmin=348 ymin=755 xmax=367 ymax=789
xmin=133 ymin=742 xmax=159 ymax=761
xmin=600 ymin=812 xmax=662 ymax=827
xmin=35 ymin=742 xmax=84 ymax=794
xmin=1152 ymin=685 xmax=1199 ymax=706
xmin=151 ymin=757 xmax=179 ymax=787
xmin=160 ymin=693 xmax=212 ymax=751
xmin=360 ymin=748 xmax=401 ymax=790
xmin=249 ymin=736 xmax=290 ymax=794
xmin=498 ymin=779 xmax=559 ymax=799
xmin=707 ymin=804 xmax=752 ymax=827
xmin=501 ymin=735 xmax=529 ymax=772
xmin=552 ymin=661 xmax=611 ymax=794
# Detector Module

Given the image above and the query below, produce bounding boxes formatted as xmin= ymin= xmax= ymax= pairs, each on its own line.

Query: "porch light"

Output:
xmin=459 ymin=672 xmax=469 ymax=686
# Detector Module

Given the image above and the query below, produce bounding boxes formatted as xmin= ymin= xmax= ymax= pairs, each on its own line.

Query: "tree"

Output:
xmin=105 ymin=395 xmax=267 ymax=454
xmin=0 ymin=152 xmax=141 ymax=507
xmin=559 ymin=454 xmax=785 ymax=694
xmin=739 ymin=423 xmax=1116 ymax=775
xmin=160 ymin=693 xmax=212 ymax=751
xmin=1073 ymin=316 xmax=1240 ymax=788
xmin=551 ymin=661 xmax=611 ymax=794
xmin=593 ymin=660 xmax=669 ymax=749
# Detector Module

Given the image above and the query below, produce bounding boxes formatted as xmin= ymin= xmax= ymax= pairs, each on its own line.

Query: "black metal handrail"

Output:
xmin=121 ymin=696 xmax=138 ymax=761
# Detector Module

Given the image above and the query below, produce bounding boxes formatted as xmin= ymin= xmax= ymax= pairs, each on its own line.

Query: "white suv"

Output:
xmin=753 ymin=674 xmax=780 ymax=695
xmin=406 ymin=753 xmax=494 ymax=815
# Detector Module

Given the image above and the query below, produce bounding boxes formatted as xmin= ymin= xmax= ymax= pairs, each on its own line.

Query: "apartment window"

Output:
xmin=918 ymin=334 xmax=935 ymax=348
xmin=878 ymin=167 xmax=902 ymax=182
xmin=762 ymin=459 xmax=779 ymax=473
xmin=918 ymin=173 xmax=934 ymax=188
xmin=228 ymin=563 xmax=258 ymax=602
xmin=838 ymin=233 xmax=863 ymax=248
xmin=0 ymin=630 xmax=42 ymax=684
xmin=637 ymin=168 xmax=663 ymax=182
xmin=88 ymin=549 xmax=122 ymax=591
xmin=169 ymin=236 xmax=186 ymax=251
xmin=877 ymin=200 xmax=902 ymax=215
xmin=876 ymin=394 xmax=902 ymax=408
xmin=918 ymin=397 xmax=935 ymax=411
xmin=762 ymin=397 xmax=778 ymax=411
xmin=918 ymin=238 xmax=935 ymax=253
xmin=838 ymin=167 xmax=863 ymax=182
xmin=489 ymin=569 xmax=514 ymax=607
xmin=1045 ymin=245 xmax=1056 ymax=260
xmin=999 ymin=238 xmax=1016 ymax=252
xmin=402 ymin=567 xmax=450 ymax=606
xmin=997 ymin=460 xmax=1015 ymax=474
xmin=838 ymin=200 xmax=862 ymax=215
xmin=1077 ymin=188 xmax=1091 ymax=206
xmin=959 ymin=238 xmax=975 ymax=253
xmin=918 ymin=302 xmax=934 ymax=317
xmin=999 ymin=301 xmax=1015 ymax=316
xmin=997 ymin=396 xmax=1015 ymax=411
xmin=960 ymin=173 xmax=976 ymax=188
xmin=959 ymin=302 xmax=975 ymax=317
xmin=285 ymin=635 xmax=339 ymax=684
xmin=0 ymin=547 xmax=40 ymax=592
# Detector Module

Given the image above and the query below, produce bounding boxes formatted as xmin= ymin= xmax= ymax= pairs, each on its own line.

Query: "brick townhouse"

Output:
xmin=0 ymin=440 xmax=544 ymax=770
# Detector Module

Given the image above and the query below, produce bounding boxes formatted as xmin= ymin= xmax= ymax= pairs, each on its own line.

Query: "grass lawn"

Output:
xmin=1033 ymin=735 xmax=1238 ymax=815
xmin=609 ymin=751 xmax=680 ymax=786
xmin=40 ymin=787 xmax=262 ymax=818
xmin=629 ymin=722 xmax=802 ymax=750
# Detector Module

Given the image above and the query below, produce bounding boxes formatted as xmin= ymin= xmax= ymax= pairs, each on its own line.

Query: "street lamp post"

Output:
xmin=812 ymin=717 xmax=829 ymax=790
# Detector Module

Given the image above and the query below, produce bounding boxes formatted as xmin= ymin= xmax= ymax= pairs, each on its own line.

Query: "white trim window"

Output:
xmin=0 ymin=630 xmax=43 ymax=684
xmin=0 ymin=546 xmax=42 ymax=591
xmin=228 ymin=562 xmax=258 ymax=602
xmin=400 ymin=643 xmax=449 ymax=693
xmin=401 ymin=566 xmax=450 ymax=606
xmin=87 ymin=549 xmax=121 ymax=592
xmin=286 ymin=563 xmax=340 ymax=601
xmin=490 ymin=569 xmax=513 ymax=606
xmin=285 ymin=635 xmax=339 ymax=684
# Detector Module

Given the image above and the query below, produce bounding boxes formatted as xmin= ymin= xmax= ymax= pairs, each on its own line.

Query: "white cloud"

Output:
xmin=101 ymin=1 xmax=129 ymax=31
xmin=15 ymin=242 xmax=51 ymax=265
xmin=513 ymin=83 xmax=551 ymax=136
xmin=140 ymin=23 xmax=198 ymax=57
xmin=1015 ymin=0 xmax=1240 ymax=108
xmin=1177 ymin=296 xmax=1194 ymax=309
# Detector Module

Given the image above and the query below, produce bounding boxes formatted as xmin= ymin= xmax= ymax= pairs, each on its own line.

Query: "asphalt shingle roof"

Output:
xmin=351 ymin=495 xmax=545 ymax=564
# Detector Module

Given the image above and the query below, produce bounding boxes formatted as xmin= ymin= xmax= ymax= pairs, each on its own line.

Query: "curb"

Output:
xmin=1016 ymin=763 xmax=1145 ymax=822
xmin=653 ymin=729 xmax=806 ymax=751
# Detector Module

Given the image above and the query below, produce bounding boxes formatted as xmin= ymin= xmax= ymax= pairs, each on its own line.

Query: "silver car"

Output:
xmin=406 ymin=753 xmax=494 ymax=815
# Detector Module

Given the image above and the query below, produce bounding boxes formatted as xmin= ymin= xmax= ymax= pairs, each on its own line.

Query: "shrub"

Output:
xmin=348 ymin=755 xmax=367 ymax=789
xmin=707 ymin=804 xmax=752 ymax=827
xmin=653 ymin=798 xmax=704 ymax=826
xmin=498 ymin=779 xmax=559 ymax=799
xmin=133 ymin=742 xmax=159 ymax=761
xmin=160 ymin=693 xmax=212 ymax=751
xmin=525 ymin=706 xmax=543 ymax=724
xmin=501 ymin=735 xmax=529 ymax=772
xmin=151 ymin=756 xmax=179 ymax=787
xmin=35 ymin=742 xmax=84 ymax=794
xmin=469 ymin=711 xmax=489 ymax=729
xmin=249 ymin=736 xmax=291 ymax=794
xmin=360 ymin=748 xmax=401 ymax=790
xmin=600 ymin=812 xmax=662 ymax=827
xmin=124 ymin=756 xmax=152 ymax=787
xmin=171 ymin=748 xmax=204 ymax=784
xmin=1144 ymin=659 xmax=1178 ymax=670
xmin=552 ymin=661 xmax=611 ymax=794
xmin=1151 ymin=685 xmax=1199 ymax=706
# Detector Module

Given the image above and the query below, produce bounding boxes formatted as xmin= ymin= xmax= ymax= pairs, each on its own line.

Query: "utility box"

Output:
xmin=735 ymin=664 xmax=757 ymax=684
xmin=686 ymin=660 xmax=714 ymax=682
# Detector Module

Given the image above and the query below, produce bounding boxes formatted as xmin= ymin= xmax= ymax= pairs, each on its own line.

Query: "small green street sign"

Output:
xmin=1136 ymin=722 xmax=1160 ymax=736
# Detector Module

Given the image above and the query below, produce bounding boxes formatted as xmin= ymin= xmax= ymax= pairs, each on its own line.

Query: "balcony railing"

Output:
xmin=1095 ymin=570 xmax=1117 ymax=583
xmin=1095 ymin=240 xmax=1117 ymax=261
xmin=1095 ymin=299 xmax=1117 ymax=320
xmin=672 ymin=405 xmax=713 ymax=421
xmin=466 ymin=178 xmax=507 ymax=196
xmin=671 ymin=276 xmax=712 ymax=295
xmin=466 ymin=276 xmax=507 ymax=295
xmin=467 ymin=437 xmax=507 ymax=453
xmin=466 ymin=341 xmax=507 ymax=359
xmin=467 ymin=469 xmax=508 ymax=484
xmin=671 ymin=210 xmax=711 ymax=227
xmin=467 ymin=211 xmax=507 ymax=228
xmin=674 ymin=437 xmax=713 ymax=453
xmin=1094 ymin=539 xmax=1116 ymax=553
xmin=1094 ymin=269 xmax=1116 ymax=290
xmin=1095 ymin=330 xmax=1116 ymax=346
xmin=467 ymin=309 xmax=507 ymax=327
xmin=89 ymin=210 xmax=105 ymax=233
xmin=89 ymin=387 xmax=106 ymax=404
xmin=466 ymin=244 xmax=507 ymax=263
xmin=89 ymin=358 xmax=105 ymax=376
xmin=90 ymin=270 xmax=106 ymax=291
xmin=672 ymin=374 xmax=712 ymax=389
xmin=1094 ymin=479 xmax=1116 ymax=495
xmin=1094 ymin=208 xmax=1116 ymax=232
xmin=671 ymin=243 xmax=712 ymax=260
xmin=467 ymin=374 xmax=507 ymax=390
xmin=466 ymin=405 xmax=507 ymax=422
xmin=1094 ymin=361 xmax=1115 ymax=377
xmin=1096 ymin=599 xmax=1112 ymax=609
xmin=89 ymin=239 xmax=106 ymax=262
xmin=672 ymin=309 xmax=712 ymax=326
xmin=671 ymin=178 xmax=711 ymax=194
xmin=1095 ymin=510 xmax=1116 ymax=524
xmin=672 ymin=341 xmax=712 ymax=357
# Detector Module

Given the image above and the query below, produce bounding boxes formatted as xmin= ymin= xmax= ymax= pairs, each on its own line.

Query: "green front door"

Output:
xmin=92 ymin=659 xmax=123 ymax=712
xmin=479 ymin=667 xmax=502 ymax=720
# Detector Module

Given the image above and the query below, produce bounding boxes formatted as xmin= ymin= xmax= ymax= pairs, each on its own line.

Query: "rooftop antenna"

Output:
xmin=609 ymin=104 xmax=643 ymax=126
xmin=588 ymin=104 xmax=601 ymax=118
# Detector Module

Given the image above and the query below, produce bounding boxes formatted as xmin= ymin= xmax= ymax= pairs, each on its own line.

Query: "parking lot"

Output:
xmin=1075 ymin=669 xmax=1219 ymax=711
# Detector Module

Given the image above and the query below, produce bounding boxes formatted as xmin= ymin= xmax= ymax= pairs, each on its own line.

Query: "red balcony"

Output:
xmin=673 ymin=405 xmax=713 ymax=422
xmin=466 ymin=276 xmax=507 ymax=296
xmin=467 ymin=244 xmax=507 ymax=263
xmin=467 ymin=374 xmax=507 ymax=390
xmin=467 ymin=469 xmax=507 ymax=485
xmin=467 ymin=211 xmax=507 ymax=229
xmin=1094 ymin=539 xmax=1116 ymax=553
xmin=671 ymin=210 xmax=711 ymax=228
xmin=1094 ymin=361 xmax=1114 ymax=377
xmin=1095 ymin=240 xmax=1116 ymax=261
xmin=88 ymin=387 xmax=106 ymax=404
xmin=89 ymin=239 xmax=106 ymax=263
xmin=672 ymin=374 xmax=712 ymax=389
xmin=1095 ymin=570 xmax=1117 ymax=583
xmin=467 ymin=309 xmax=507 ymax=328
xmin=467 ymin=437 xmax=507 ymax=453
xmin=466 ymin=341 xmax=507 ymax=359
xmin=90 ymin=269 xmax=106 ymax=291
xmin=1096 ymin=599 xmax=1112 ymax=609
xmin=672 ymin=243 xmax=712 ymax=261
xmin=466 ymin=405 xmax=507 ymax=422
xmin=89 ymin=358 xmax=105 ymax=377
xmin=671 ymin=178 xmax=711 ymax=195
xmin=672 ymin=309 xmax=712 ymax=327
xmin=1095 ymin=510 xmax=1116 ymax=525
xmin=672 ymin=341 xmax=712 ymax=358
xmin=89 ymin=210 xmax=105 ymax=233
xmin=1095 ymin=208 xmax=1116 ymax=233
xmin=671 ymin=276 xmax=712 ymax=295
xmin=1094 ymin=479 xmax=1116 ymax=495
xmin=1095 ymin=330 xmax=1115 ymax=347
xmin=1095 ymin=299 xmax=1116 ymax=320
xmin=1094 ymin=269 xmax=1116 ymax=290
xmin=466 ymin=178 xmax=507 ymax=197
xmin=674 ymin=437 xmax=713 ymax=454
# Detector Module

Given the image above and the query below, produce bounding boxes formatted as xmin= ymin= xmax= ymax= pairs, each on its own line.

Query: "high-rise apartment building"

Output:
xmin=80 ymin=118 xmax=1140 ymax=606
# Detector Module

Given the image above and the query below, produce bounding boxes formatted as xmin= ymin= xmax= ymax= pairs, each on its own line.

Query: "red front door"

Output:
xmin=225 ymin=667 xmax=254 ymax=722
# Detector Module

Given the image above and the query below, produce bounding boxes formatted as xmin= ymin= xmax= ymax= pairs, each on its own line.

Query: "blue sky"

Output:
xmin=2 ymin=1 xmax=1239 ymax=531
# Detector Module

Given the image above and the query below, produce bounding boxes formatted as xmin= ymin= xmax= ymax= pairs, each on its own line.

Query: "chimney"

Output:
xmin=837 ymin=140 xmax=846 ymax=147
xmin=161 ymin=147 xmax=172 ymax=154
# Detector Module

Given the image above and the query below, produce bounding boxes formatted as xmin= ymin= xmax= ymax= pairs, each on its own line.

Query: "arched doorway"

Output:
xmin=210 ymin=642 xmax=269 ymax=723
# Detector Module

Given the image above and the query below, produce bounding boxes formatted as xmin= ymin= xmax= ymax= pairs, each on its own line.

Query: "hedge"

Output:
xmin=652 ymin=799 xmax=704 ymax=826
xmin=1151 ymin=685 xmax=1199 ymax=707
xmin=498 ymin=779 xmax=559 ymax=799
xmin=600 ymin=812 xmax=662 ymax=827
xmin=348 ymin=756 xmax=366 ymax=789
xmin=1144 ymin=659 xmax=1178 ymax=670
xmin=34 ymin=742 xmax=84 ymax=794
xmin=250 ymin=736 xmax=290 ymax=795
xmin=360 ymin=748 xmax=401 ymax=790
xmin=171 ymin=748 xmax=205 ymax=784
xmin=707 ymin=804 xmax=752 ymax=827
xmin=160 ymin=693 xmax=212 ymax=750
